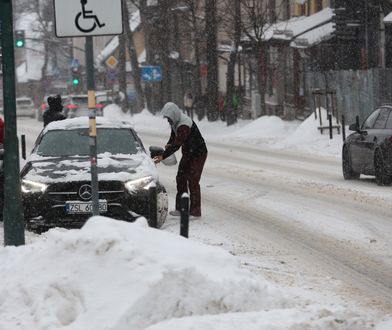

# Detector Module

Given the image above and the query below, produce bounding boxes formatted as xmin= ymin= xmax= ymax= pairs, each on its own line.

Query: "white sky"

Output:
xmin=2 ymin=105 xmax=391 ymax=329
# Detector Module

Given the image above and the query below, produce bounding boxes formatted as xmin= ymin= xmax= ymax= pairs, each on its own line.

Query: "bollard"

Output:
xmin=341 ymin=114 xmax=346 ymax=142
xmin=328 ymin=113 xmax=333 ymax=139
xmin=21 ymin=135 xmax=26 ymax=160
xmin=148 ymin=183 xmax=157 ymax=228
xmin=180 ymin=193 xmax=189 ymax=238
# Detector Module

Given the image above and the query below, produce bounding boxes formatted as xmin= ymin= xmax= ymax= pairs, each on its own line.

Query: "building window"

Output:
xmin=316 ymin=0 xmax=323 ymax=11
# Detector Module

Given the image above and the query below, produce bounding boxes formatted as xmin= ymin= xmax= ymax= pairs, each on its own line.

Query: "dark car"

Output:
xmin=64 ymin=94 xmax=104 ymax=118
xmin=21 ymin=117 xmax=168 ymax=232
xmin=342 ymin=105 xmax=392 ymax=185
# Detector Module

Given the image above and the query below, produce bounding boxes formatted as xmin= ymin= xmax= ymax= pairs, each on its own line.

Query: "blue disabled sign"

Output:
xmin=141 ymin=66 xmax=162 ymax=82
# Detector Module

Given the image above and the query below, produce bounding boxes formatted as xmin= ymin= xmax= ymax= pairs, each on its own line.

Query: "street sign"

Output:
xmin=105 ymin=55 xmax=118 ymax=69
xmin=70 ymin=58 xmax=80 ymax=68
xmin=141 ymin=66 xmax=162 ymax=82
xmin=107 ymin=70 xmax=117 ymax=82
xmin=53 ymin=0 xmax=123 ymax=38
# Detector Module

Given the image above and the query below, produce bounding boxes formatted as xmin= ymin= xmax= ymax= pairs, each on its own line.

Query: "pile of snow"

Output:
xmin=276 ymin=108 xmax=344 ymax=157
xmin=110 ymin=105 xmax=344 ymax=158
xmin=0 ymin=217 xmax=375 ymax=329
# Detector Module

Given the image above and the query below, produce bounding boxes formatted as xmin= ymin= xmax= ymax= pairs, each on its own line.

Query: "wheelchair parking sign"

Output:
xmin=53 ymin=0 xmax=123 ymax=37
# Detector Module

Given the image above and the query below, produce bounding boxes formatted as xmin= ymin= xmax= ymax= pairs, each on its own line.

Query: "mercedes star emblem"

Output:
xmin=79 ymin=184 xmax=93 ymax=200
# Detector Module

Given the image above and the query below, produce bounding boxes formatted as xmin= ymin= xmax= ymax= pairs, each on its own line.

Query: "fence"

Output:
xmin=305 ymin=68 xmax=392 ymax=124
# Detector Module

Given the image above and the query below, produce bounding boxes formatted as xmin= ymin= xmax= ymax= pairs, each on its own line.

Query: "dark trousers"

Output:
xmin=175 ymin=153 xmax=207 ymax=216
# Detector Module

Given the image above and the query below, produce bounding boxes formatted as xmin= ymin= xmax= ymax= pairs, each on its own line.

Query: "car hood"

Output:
xmin=21 ymin=152 xmax=158 ymax=184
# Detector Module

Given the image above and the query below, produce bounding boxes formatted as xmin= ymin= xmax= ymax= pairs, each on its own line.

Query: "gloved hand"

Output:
xmin=154 ymin=155 xmax=163 ymax=164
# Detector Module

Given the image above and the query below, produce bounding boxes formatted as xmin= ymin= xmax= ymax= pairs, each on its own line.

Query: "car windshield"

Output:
xmin=36 ymin=128 xmax=139 ymax=157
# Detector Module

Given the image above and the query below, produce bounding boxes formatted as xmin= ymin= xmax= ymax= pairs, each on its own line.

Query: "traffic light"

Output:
xmin=15 ymin=30 xmax=25 ymax=48
xmin=71 ymin=67 xmax=80 ymax=86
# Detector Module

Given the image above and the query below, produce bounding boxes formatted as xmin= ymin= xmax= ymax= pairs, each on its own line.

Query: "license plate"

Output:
xmin=65 ymin=200 xmax=107 ymax=214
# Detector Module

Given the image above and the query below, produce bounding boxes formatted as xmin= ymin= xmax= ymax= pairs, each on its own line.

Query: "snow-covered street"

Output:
xmin=2 ymin=108 xmax=390 ymax=329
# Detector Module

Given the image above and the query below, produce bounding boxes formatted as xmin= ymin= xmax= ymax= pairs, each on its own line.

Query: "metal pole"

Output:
xmin=0 ymin=0 xmax=25 ymax=246
xmin=341 ymin=115 xmax=346 ymax=142
xmin=85 ymin=36 xmax=99 ymax=216
xmin=180 ymin=193 xmax=189 ymax=238
xmin=21 ymin=135 xmax=26 ymax=160
xmin=149 ymin=184 xmax=157 ymax=228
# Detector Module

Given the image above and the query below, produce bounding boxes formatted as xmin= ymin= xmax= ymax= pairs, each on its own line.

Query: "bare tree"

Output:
xmin=220 ymin=0 xmax=241 ymax=125
xmin=123 ymin=0 xmax=145 ymax=113
xmin=205 ymin=0 xmax=219 ymax=121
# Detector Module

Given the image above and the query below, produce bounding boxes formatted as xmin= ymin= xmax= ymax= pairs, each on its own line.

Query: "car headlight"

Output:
xmin=125 ymin=176 xmax=154 ymax=193
xmin=21 ymin=179 xmax=48 ymax=193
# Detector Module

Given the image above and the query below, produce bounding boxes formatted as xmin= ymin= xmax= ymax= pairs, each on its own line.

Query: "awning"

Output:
xmin=384 ymin=11 xmax=392 ymax=23
xmin=290 ymin=22 xmax=335 ymax=48
xmin=272 ymin=7 xmax=333 ymax=41
xmin=96 ymin=10 xmax=142 ymax=65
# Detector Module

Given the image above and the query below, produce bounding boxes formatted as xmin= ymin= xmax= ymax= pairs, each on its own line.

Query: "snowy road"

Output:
xmin=140 ymin=131 xmax=392 ymax=315
xmin=16 ymin=117 xmax=392 ymax=316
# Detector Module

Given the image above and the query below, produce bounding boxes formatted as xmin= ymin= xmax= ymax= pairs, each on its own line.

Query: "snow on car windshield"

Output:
xmin=36 ymin=128 xmax=138 ymax=157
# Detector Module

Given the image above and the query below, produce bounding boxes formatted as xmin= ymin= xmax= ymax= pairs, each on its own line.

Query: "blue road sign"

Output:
xmin=70 ymin=58 xmax=80 ymax=68
xmin=141 ymin=66 xmax=162 ymax=82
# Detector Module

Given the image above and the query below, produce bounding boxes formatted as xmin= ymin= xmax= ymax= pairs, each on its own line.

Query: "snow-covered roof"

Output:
xmin=290 ymin=22 xmax=335 ymax=48
xmin=96 ymin=9 xmax=142 ymax=65
xmin=272 ymin=7 xmax=334 ymax=41
xmin=241 ymin=7 xmax=334 ymax=46
xmin=384 ymin=11 xmax=392 ymax=23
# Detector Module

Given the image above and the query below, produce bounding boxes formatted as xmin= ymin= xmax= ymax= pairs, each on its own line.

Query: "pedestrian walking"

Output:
xmin=154 ymin=102 xmax=207 ymax=218
xmin=43 ymin=95 xmax=66 ymax=127
xmin=183 ymin=90 xmax=194 ymax=119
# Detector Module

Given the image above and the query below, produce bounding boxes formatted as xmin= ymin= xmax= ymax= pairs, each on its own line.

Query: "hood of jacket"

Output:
xmin=161 ymin=102 xmax=192 ymax=133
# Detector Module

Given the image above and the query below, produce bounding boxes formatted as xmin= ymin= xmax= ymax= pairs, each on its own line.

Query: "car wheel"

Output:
xmin=374 ymin=149 xmax=392 ymax=186
xmin=342 ymin=146 xmax=360 ymax=180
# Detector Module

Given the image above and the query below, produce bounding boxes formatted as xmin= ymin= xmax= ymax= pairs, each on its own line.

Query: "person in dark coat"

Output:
xmin=43 ymin=95 xmax=66 ymax=127
xmin=154 ymin=102 xmax=207 ymax=218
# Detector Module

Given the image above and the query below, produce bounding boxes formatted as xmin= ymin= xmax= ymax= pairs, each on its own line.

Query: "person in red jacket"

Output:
xmin=154 ymin=102 xmax=207 ymax=218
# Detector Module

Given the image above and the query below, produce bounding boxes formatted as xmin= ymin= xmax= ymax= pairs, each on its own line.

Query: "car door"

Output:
xmin=349 ymin=108 xmax=380 ymax=172
xmin=354 ymin=108 xmax=391 ymax=174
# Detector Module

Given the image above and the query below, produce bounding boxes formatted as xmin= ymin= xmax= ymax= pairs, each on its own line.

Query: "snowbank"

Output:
xmin=0 ymin=217 xmax=374 ymax=329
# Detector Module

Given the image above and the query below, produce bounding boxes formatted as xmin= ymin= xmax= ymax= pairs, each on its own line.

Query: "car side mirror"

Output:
xmin=149 ymin=146 xmax=177 ymax=166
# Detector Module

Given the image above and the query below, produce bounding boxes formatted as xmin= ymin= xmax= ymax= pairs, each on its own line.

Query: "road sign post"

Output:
xmin=0 ymin=0 xmax=25 ymax=246
xmin=85 ymin=36 xmax=99 ymax=216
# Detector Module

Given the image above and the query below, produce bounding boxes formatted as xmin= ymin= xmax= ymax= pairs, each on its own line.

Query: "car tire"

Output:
xmin=342 ymin=146 xmax=360 ymax=180
xmin=374 ymin=149 xmax=392 ymax=186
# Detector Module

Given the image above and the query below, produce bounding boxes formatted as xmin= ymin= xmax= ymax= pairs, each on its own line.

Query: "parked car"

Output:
xmin=64 ymin=94 xmax=104 ymax=118
xmin=21 ymin=117 xmax=170 ymax=233
xmin=342 ymin=104 xmax=392 ymax=185
xmin=16 ymin=97 xmax=35 ymax=117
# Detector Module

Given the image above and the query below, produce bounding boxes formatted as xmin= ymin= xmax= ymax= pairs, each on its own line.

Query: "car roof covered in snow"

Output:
xmin=43 ymin=116 xmax=134 ymax=132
